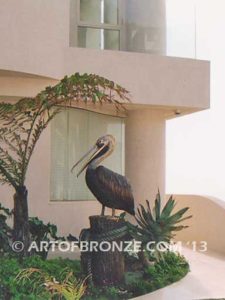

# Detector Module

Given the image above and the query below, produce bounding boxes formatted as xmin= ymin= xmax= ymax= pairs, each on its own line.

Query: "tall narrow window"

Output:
xmin=77 ymin=0 xmax=121 ymax=50
xmin=50 ymin=108 xmax=125 ymax=201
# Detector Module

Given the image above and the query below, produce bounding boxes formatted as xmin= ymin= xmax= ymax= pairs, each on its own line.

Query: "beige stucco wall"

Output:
xmin=64 ymin=48 xmax=210 ymax=112
xmin=0 ymin=50 xmax=210 ymax=113
xmin=173 ymin=195 xmax=225 ymax=255
xmin=0 ymin=0 xmax=209 ymax=112
xmin=0 ymin=0 xmax=69 ymax=78
xmin=0 ymin=74 xmax=57 ymax=98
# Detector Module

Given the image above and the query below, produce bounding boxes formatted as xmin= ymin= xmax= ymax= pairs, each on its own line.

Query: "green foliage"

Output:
xmin=146 ymin=251 xmax=189 ymax=283
xmin=0 ymin=255 xmax=82 ymax=299
xmin=0 ymin=201 xmax=71 ymax=259
xmin=0 ymin=72 xmax=129 ymax=190
xmin=128 ymin=192 xmax=192 ymax=260
xmin=136 ymin=192 xmax=192 ymax=243
xmin=29 ymin=217 xmax=65 ymax=259
xmin=127 ymin=252 xmax=190 ymax=297
xmin=16 ymin=267 xmax=86 ymax=300
xmin=124 ymin=271 xmax=143 ymax=286
xmin=0 ymin=203 xmax=13 ymax=255
xmin=22 ymin=256 xmax=82 ymax=280
xmin=84 ymin=252 xmax=189 ymax=299
xmin=0 ymin=252 xmax=189 ymax=299
xmin=84 ymin=285 xmax=132 ymax=300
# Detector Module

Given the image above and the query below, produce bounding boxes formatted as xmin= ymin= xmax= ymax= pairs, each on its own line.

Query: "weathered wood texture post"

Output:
xmin=81 ymin=215 xmax=126 ymax=286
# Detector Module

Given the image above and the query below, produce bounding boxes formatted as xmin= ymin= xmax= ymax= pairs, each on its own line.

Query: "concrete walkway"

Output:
xmin=134 ymin=247 xmax=225 ymax=300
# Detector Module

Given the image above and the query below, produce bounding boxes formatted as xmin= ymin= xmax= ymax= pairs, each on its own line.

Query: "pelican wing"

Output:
xmin=95 ymin=166 xmax=135 ymax=214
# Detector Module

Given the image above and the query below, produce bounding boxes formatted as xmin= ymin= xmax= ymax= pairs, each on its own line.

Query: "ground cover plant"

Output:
xmin=0 ymin=251 xmax=189 ymax=300
xmin=124 ymin=251 xmax=189 ymax=298
xmin=0 ymin=256 xmax=83 ymax=300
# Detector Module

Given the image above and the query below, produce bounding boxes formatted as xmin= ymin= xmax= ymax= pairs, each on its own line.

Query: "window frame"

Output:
xmin=76 ymin=0 xmax=123 ymax=50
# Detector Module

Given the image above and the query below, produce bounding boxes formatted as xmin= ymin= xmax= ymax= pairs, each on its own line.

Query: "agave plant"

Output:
xmin=129 ymin=191 xmax=192 ymax=265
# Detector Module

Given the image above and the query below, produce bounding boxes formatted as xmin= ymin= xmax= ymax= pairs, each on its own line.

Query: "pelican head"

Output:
xmin=71 ymin=134 xmax=116 ymax=177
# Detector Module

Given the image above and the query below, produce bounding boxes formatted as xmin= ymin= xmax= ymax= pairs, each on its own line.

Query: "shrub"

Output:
xmin=127 ymin=251 xmax=190 ymax=297
xmin=29 ymin=217 xmax=65 ymax=259
xmin=0 ymin=252 xmax=189 ymax=299
xmin=0 ymin=202 xmax=72 ymax=259
xmin=0 ymin=255 xmax=82 ymax=299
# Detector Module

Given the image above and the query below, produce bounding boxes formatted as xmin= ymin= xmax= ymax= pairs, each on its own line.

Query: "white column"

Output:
xmin=125 ymin=109 xmax=166 ymax=207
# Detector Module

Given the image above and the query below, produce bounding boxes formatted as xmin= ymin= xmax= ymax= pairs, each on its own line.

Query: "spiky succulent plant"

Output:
xmin=129 ymin=191 xmax=192 ymax=264
xmin=136 ymin=192 xmax=191 ymax=243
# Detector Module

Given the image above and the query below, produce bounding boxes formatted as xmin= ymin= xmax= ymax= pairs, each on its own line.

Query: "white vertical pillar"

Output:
xmin=125 ymin=109 xmax=166 ymax=207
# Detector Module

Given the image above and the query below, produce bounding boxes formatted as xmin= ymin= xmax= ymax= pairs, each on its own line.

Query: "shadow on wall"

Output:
xmin=172 ymin=194 xmax=225 ymax=256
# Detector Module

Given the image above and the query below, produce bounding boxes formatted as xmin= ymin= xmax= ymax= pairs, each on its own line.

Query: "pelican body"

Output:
xmin=71 ymin=135 xmax=135 ymax=216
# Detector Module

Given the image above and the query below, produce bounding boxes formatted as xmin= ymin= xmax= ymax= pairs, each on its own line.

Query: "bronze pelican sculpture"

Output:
xmin=71 ymin=135 xmax=135 ymax=217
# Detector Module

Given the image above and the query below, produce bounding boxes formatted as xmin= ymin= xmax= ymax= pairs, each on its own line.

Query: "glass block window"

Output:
xmin=50 ymin=108 xmax=125 ymax=201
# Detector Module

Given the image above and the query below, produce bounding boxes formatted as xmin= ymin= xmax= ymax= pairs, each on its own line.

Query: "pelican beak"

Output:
xmin=71 ymin=143 xmax=106 ymax=177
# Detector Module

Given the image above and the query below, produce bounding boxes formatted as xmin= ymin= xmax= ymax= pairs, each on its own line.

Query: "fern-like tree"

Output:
xmin=0 ymin=73 xmax=129 ymax=256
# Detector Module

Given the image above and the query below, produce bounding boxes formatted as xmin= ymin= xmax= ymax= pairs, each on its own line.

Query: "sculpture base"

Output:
xmin=81 ymin=215 xmax=126 ymax=286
